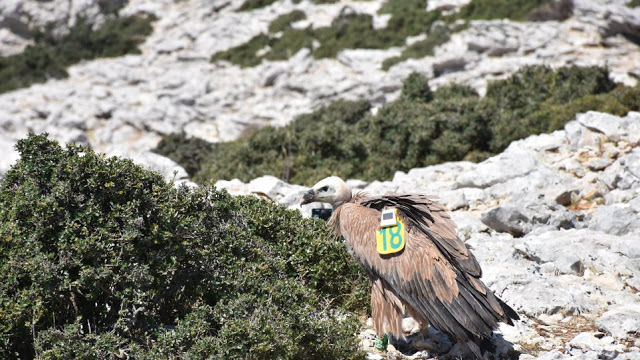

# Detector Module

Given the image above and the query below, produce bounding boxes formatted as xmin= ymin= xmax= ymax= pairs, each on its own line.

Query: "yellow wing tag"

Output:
xmin=376 ymin=213 xmax=405 ymax=255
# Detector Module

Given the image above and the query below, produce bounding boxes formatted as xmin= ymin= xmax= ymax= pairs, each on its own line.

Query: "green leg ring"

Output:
xmin=374 ymin=334 xmax=388 ymax=351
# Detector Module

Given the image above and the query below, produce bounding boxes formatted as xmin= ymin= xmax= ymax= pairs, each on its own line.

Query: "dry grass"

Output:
xmin=517 ymin=315 xmax=598 ymax=356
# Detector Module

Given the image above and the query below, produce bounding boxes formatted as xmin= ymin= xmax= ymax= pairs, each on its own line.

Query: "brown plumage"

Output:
xmin=301 ymin=176 xmax=519 ymax=358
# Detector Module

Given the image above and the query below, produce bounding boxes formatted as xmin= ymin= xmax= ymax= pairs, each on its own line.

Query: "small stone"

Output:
xmin=538 ymin=313 xmax=563 ymax=325
xmin=366 ymin=317 xmax=373 ymax=328
xmin=561 ymin=316 xmax=573 ymax=323
xmin=519 ymin=355 xmax=537 ymax=360
xmin=617 ymin=351 xmax=640 ymax=360
xmin=365 ymin=352 xmax=384 ymax=360
xmin=364 ymin=329 xmax=377 ymax=337
xmin=411 ymin=337 xmax=440 ymax=352
xmin=536 ymin=349 xmax=570 ymax=360
xmin=626 ymin=276 xmax=640 ymax=292
xmin=555 ymin=190 xmax=578 ymax=207
xmin=587 ymin=157 xmax=613 ymax=171
xmin=402 ymin=317 xmax=420 ymax=334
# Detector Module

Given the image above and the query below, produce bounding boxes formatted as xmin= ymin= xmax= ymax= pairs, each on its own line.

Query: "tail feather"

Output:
xmin=463 ymin=336 xmax=495 ymax=360
xmin=497 ymin=297 xmax=520 ymax=325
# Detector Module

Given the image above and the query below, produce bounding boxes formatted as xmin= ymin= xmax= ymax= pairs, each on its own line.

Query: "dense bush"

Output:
xmin=159 ymin=66 xmax=640 ymax=186
xmin=0 ymin=134 xmax=368 ymax=359
xmin=484 ymin=65 xmax=616 ymax=151
xmin=526 ymin=0 xmax=573 ymax=22
xmin=153 ymin=132 xmax=214 ymax=176
xmin=192 ymin=100 xmax=373 ymax=185
xmin=0 ymin=14 xmax=154 ymax=94
xmin=401 ymin=69 xmax=434 ymax=102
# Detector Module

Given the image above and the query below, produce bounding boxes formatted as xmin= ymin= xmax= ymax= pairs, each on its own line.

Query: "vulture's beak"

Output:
xmin=300 ymin=189 xmax=315 ymax=205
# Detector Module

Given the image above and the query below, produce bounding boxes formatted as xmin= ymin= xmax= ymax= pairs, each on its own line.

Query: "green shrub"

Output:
xmin=526 ymin=0 xmax=573 ymax=21
xmin=401 ymin=71 xmax=433 ymax=102
xmin=0 ymin=134 xmax=368 ymax=359
xmin=378 ymin=0 xmax=442 ymax=40
xmin=268 ymin=10 xmax=307 ymax=33
xmin=211 ymin=33 xmax=270 ymax=67
xmin=266 ymin=27 xmax=315 ymax=61
xmin=630 ymin=0 xmax=640 ymax=7
xmin=433 ymin=83 xmax=479 ymax=99
xmin=193 ymin=100 xmax=372 ymax=185
xmin=484 ymin=65 xmax=616 ymax=150
xmin=153 ymin=132 xmax=213 ymax=176
xmin=239 ymin=0 xmax=337 ymax=11
xmin=0 ymin=14 xmax=154 ymax=94
xmin=455 ymin=0 xmax=554 ymax=21
xmin=238 ymin=0 xmax=278 ymax=11
xmin=172 ymin=66 xmax=639 ymax=185
xmin=382 ymin=25 xmax=450 ymax=70
xmin=312 ymin=13 xmax=397 ymax=58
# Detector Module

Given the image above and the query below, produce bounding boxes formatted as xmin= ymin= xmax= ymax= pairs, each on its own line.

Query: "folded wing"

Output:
xmin=334 ymin=194 xmax=518 ymax=357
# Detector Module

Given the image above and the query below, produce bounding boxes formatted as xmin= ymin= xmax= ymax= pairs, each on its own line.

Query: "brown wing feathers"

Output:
xmin=348 ymin=194 xmax=519 ymax=357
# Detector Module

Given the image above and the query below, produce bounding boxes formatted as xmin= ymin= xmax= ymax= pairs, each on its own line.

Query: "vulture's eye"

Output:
xmin=319 ymin=186 xmax=329 ymax=192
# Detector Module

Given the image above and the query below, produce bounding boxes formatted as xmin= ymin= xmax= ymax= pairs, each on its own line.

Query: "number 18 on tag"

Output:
xmin=376 ymin=208 xmax=405 ymax=255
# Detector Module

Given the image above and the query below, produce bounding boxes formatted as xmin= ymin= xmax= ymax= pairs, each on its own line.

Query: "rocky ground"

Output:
xmin=1 ymin=0 xmax=640 ymax=180
xmin=218 ymin=111 xmax=640 ymax=359
xmin=1 ymin=1 xmax=640 ymax=358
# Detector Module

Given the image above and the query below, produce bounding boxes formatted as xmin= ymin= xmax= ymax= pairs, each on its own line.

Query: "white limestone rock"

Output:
xmin=427 ymin=0 xmax=471 ymax=12
xmin=596 ymin=305 xmax=640 ymax=341
xmin=0 ymin=28 xmax=31 ymax=56
xmin=455 ymin=148 xmax=539 ymax=189
xmin=0 ymin=0 xmax=108 ymax=56
xmin=480 ymin=200 xmax=582 ymax=237
xmin=515 ymin=229 xmax=640 ymax=278
xmin=0 ymin=131 xmax=20 ymax=181
xmin=599 ymin=150 xmax=640 ymax=191
xmin=108 ymin=149 xmax=190 ymax=183
xmin=588 ymin=204 xmax=640 ymax=235
xmin=567 ymin=332 xmax=625 ymax=358
xmin=577 ymin=111 xmax=640 ymax=143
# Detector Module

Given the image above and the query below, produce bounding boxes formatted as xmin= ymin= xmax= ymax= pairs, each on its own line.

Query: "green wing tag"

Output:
xmin=376 ymin=210 xmax=405 ymax=255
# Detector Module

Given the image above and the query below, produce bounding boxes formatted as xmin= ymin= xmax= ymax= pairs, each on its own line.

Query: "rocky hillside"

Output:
xmin=0 ymin=0 xmax=639 ymax=180
xmin=220 ymin=110 xmax=640 ymax=359
xmin=1 ymin=0 xmax=640 ymax=359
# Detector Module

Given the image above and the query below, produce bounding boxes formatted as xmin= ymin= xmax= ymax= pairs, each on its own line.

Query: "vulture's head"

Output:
xmin=300 ymin=176 xmax=352 ymax=207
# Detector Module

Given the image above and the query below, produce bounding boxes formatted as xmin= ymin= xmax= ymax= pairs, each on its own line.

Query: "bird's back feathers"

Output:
xmin=330 ymin=193 xmax=519 ymax=358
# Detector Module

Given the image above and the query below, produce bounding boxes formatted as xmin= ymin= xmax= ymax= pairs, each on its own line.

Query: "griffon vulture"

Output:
xmin=301 ymin=176 xmax=518 ymax=358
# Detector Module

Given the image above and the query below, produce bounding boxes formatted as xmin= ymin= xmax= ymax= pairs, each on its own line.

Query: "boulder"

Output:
xmin=514 ymin=229 xmax=640 ymax=278
xmin=481 ymin=200 xmax=581 ymax=237
xmin=596 ymin=305 xmax=640 ymax=341
xmin=588 ymin=204 xmax=640 ymax=235
xmin=109 ymin=150 xmax=190 ymax=183
xmin=567 ymin=332 xmax=625 ymax=358
xmin=599 ymin=150 xmax=640 ymax=191
xmin=454 ymin=148 xmax=539 ymax=189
